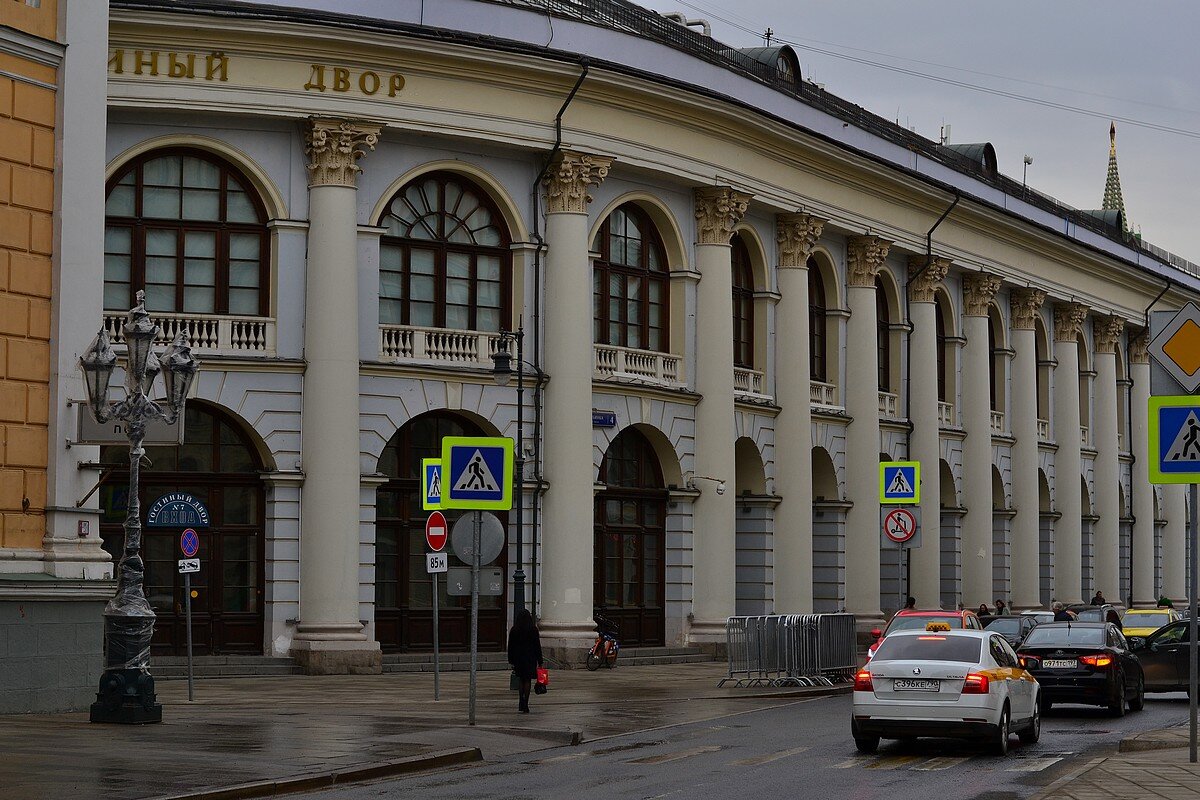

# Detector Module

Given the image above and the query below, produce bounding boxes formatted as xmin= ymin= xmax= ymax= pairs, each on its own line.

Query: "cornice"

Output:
xmin=0 ymin=25 xmax=64 ymax=69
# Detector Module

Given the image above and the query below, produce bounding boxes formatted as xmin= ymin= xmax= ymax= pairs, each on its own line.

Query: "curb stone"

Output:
xmin=1025 ymin=756 xmax=1107 ymax=800
xmin=147 ymin=747 xmax=482 ymax=800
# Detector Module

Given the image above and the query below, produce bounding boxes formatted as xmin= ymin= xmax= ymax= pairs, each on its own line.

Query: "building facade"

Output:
xmin=4 ymin=0 xmax=1197 ymax=699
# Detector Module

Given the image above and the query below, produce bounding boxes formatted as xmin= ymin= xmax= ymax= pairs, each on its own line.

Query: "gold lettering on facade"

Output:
xmin=304 ymin=64 xmax=403 ymax=97
xmin=389 ymin=74 xmax=405 ymax=96
xmin=359 ymin=71 xmax=380 ymax=95
xmin=110 ymin=49 xmax=228 ymax=83
xmin=204 ymin=53 xmax=228 ymax=82
xmin=108 ymin=49 xmax=125 ymax=74
xmin=134 ymin=50 xmax=160 ymax=76
xmin=332 ymin=67 xmax=351 ymax=92
xmin=169 ymin=53 xmax=196 ymax=79
xmin=304 ymin=65 xmax=327 ymax=92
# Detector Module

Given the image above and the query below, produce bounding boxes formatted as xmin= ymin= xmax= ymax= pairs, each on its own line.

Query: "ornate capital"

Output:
xmin=1009 ymin=288 xmax=1046 ymax=330
xmin=846 ymin=235 xmax=891 ymax=287
xmin=1053 ymin=302 xmax=1089 ymax=342
xmin=694 ymin=186 xmax=752 ymax=245
xmin=906 ymin=255 xmax=950 ymax=302
xmin=1093 ymin=315 xmax=1125 ymax=354
xmin=1129 ymin=329 xmax=1149 ymax=363
xmin=543 ymin=150 xmax=612 ymax=214
xmin=962 ymin=272 xmax=1003 ymax=317
xmin=305 ymin=118 xmax=380 ymax=188
xmin=776 ymin=213 xmax=825 ymax=268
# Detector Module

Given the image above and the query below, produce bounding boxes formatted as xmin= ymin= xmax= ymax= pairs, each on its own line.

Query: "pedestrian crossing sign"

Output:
xmin=421 ymin=458 xmax=443 ymax=511
xmin=1148 ymin=396 xmax=1200 ymax=484
xmin=440 ymin=436 xmax=514 ymax=510
xmin=879 ymin=461 xmax=920 ymax=504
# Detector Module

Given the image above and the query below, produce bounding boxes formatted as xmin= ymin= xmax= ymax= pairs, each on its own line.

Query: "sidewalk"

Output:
xmin=0 ymin=661 xmax=844 ymax=800
xmin=1035 ymin=726 xmax=1200 ymax=800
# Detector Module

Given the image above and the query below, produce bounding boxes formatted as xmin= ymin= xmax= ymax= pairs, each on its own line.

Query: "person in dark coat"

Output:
xmin=507 ymin=609 xmax=543 ymax=713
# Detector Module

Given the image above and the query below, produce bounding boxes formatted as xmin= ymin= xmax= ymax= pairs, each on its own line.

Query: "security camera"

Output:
xmin=716 ymin=481 xmax=727 ymax=496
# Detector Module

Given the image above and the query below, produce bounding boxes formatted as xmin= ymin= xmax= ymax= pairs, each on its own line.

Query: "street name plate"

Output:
xmin=76 ymin=403 xmax=184 ymax=445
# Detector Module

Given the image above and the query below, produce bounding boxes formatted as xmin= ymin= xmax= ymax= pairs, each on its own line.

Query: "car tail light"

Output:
xmin=1079 ymin=654 xmax=1114 ymax=668
xmin=1018 ymin=654 xmax=1039 ymax=669
xmin=854 ymin=669 xmax=874 ymax=691
xmin=961 ymin=672 xmax=991 ymax=694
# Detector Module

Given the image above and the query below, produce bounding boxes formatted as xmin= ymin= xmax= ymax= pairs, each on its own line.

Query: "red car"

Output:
xmin=865 ymin=609 xmax=985 ymax=661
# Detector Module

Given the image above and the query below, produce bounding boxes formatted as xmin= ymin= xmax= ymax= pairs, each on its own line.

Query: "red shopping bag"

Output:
xmin=535 ymin=667 xmax=549 ymax=694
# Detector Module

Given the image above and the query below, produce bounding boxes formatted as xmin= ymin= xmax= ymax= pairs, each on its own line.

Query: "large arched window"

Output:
xmin=105 ymin=149 xmax=270 ymax=315
xmin=809 ymin=258 xmax=827 ymax=382
xmin=378 ymin=172 xmax=511 ymax=332
xmin=731 ymin=234 xmax=755 ymax=368
xmin=876 ymin=276 xmax=891 ymax=392
xmin=988 ymin=311 xmax=1000 ymax=411
xmin=593 ymin=204 xmax=669 ymax=351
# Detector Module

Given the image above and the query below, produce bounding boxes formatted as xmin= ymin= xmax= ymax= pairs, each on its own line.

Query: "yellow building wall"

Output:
xmin=0 ymin=0 xmax=58 ymax=549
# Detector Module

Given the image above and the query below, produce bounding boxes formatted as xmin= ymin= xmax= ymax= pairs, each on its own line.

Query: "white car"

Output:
xmin=851 ymin=627 xmax=1041 ymax=756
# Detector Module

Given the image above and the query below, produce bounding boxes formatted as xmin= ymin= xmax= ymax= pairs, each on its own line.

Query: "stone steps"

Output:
xmin=151 ymin=656 xmax=302 ymax=680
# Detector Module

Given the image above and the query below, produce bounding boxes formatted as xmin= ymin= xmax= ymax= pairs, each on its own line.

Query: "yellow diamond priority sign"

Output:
xmin=1149 ymin=303 xmax=1200 ymax=394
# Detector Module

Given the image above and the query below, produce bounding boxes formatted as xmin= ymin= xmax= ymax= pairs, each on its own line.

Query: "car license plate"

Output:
xmin=893 ymin=678 xmax=939 ymax=691
xmin=1044 ymin=659 xmax=1077 ymax=669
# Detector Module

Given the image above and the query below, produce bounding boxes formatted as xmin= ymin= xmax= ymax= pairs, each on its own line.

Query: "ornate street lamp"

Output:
xmin=491 ymin=328 xmax=543 ymax=614
xmin=81 ymin=291 xmax=200 ymax=724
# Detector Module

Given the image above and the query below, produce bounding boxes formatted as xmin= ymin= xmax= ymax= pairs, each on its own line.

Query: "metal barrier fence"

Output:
xmin=719 ymin=614 xmax=857 ymax=688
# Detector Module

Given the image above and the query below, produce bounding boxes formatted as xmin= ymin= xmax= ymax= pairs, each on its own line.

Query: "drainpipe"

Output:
xmin=526 ymin=59 xmax=589 ymax=617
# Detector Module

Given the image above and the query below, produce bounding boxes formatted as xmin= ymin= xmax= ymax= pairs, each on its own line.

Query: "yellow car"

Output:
xmin=1122 ymin=608 xmax=1181 ymax=638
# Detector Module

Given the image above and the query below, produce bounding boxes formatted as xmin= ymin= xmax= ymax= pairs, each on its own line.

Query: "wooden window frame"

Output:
xmin=731 ymin=235 xmax=755 ymax=369
xmin=593 ymin=204 xmax=670 ymax=352
xmin=809 ymin=259 xmax=827 ymax=382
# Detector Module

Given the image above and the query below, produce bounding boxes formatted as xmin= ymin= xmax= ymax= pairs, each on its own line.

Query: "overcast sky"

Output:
xmin=667 ymin=0 xmax=1200 ymax=261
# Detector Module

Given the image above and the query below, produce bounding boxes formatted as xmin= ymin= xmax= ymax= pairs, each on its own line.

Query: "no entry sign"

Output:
xmin=426 ymin=511 xmax=448 ymax=552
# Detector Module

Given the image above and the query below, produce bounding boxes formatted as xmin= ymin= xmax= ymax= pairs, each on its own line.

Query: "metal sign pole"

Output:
xmin=184 ymin=572 xmax=194 ymax=702
xmin=469 ymin=510 xmax=481 ymax=726
xmin=1190 ymin=483 xmax=1197 ymax=764
xmin=433 ymin=570 xmax=440 ymax=701
xmin=898 ymin=539 xmax=903 ymax=617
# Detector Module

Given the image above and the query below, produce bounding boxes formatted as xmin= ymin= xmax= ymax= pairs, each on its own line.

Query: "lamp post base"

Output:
xmin=89 ymin=668 xmax=163 ymax=724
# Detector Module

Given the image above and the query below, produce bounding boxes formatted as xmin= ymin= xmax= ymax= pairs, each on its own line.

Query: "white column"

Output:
xmin=690 ymin=187 xmax=751 ymax=641
xmin=1092 ymin=316 xmax=1124 ymax=601
xmin=1052 ymin=302 xmax=1089 ymax=605
xmin=844 ymin=236 xmax=890 ymax=622
xmin=906 ymin=256 xmax=950 ymax=608
xmin=42 ymin=0 xmax=112 ymax=579
xmin=772 ymin=214 xmax=824 ymax=613
xmin=1009 ymin=289 xmax=1047 ymax=609
xmin=291 ymin=119 xmax=382 ymax=674
xmin=960 ymin=274 xmax=1002 ymax=609
xmin=1130 ymin=333 xmax=1156 ymax=606
xmin=537 ymin=151 xmax=612 ymax=654
xmin=1164 ymin=485 xmax=1188 ymax=603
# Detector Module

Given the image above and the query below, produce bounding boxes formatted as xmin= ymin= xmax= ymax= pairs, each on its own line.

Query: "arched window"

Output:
xmin=936 ymin=296 xmax=949 ymax=403
xmin=105 ymin=149 xmax=269 ymax=315
xmin=808 ymin=258 xmax=827 ymax=382
xmin=593 ymin=204 xmax=669 ymax=351
xmin=876 ymin=276 xmax=891 ymax=392
xmin=731 ymin=234 xmax=755 ymax=368
xmin=378 ymin=172 xmax=511 ymax=332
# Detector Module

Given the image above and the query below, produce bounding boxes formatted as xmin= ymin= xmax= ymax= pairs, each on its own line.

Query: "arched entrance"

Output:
xmin=375 ymin=411 xmax=507 ymax=653
xmin=99 ymin=403 xmax=266 ymax=655
xmin=594 ymin=427 xmax=667 ymax=646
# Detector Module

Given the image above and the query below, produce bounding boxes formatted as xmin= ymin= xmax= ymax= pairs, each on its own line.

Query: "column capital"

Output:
xmin=1093 ymin=315 xmax=1125 ymax=354
xmin=1053 ymin=302 xmax=1089 ymax=342
xmin=543 ymin=150 xmax=613 ymax=214
xmin=694 ymin=186 xmax=752 ymax=245
xmin=963 ymin=272 xmax=1003 ymax=316
xmin=776 ymin=212 xmax=825 ymax=268
xmin=846 ymin=235 xmax=891 ymax=287
xmin=906 ymin=255 xmax=950 ymax=302
xmin=1010 ymin=288 xmax=1047 ymax=329
xmin=1130 ymin=328 xmax=1150 ymax=363
xmin=304 ymin=118 xmax=381 ymax=188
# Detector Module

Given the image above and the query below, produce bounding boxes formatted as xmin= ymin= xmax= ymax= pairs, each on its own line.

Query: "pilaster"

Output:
xmin=1129 ymin=329 xmax=1156 ymax=605
xmin=1009 ymin=288 xmax=1046 ymax=609
xmin=1052 ymin=302 xmax=1088 ymax=604
xmin=1092 ymin=316 xmax=1124 ymax=600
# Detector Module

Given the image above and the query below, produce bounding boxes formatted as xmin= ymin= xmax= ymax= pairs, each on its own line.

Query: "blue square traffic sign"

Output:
xmin=879 ymin=461 xmax=920 ymax=504
xmin=421 ymin=458 xmax=443 ymax=511
xmin=440 ymin=436 xmax=514 ymax=510
xmin=1149 ymin=396 xmax=1200 ymax=483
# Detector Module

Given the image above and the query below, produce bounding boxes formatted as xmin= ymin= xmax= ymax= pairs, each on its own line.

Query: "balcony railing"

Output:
xmin=938 ymin=401 xmax=957 ymax=427
xmin=1037 ymin=419 xmax=1050 ymax=440
xmin=734 ymin=367 xmax=769 ymax=398
xmin=103 ymin=312 xmax=274 ymax=353
xmin=990 ymin=410 xmax=1006 ymax=435
xmin=878 ymin=391 xmax=899 ymax=419
xmin=379 ymin=324 xmax=503 ymax=365
xmin=593 ymin=344 xmax=683 ymax=387
xmin=810 ymin=380 xmax=838 ymax=408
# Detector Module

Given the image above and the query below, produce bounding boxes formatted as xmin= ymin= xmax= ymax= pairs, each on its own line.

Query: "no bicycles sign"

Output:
xmin=881 ymin=507 xmax=920 ymax=547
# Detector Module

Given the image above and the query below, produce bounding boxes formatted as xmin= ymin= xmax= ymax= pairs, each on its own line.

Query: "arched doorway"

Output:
xmin=594 ymin=427 xmax=667 ymax=646
xmin=375 ymin=411 xmax=507 ymax=653
xmin=99 ymin=403 xmax=266 ymax=655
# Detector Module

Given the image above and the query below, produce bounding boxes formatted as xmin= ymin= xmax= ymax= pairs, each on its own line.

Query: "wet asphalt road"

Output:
xmin=298 ymin=691 xmax=1191 ymax=800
